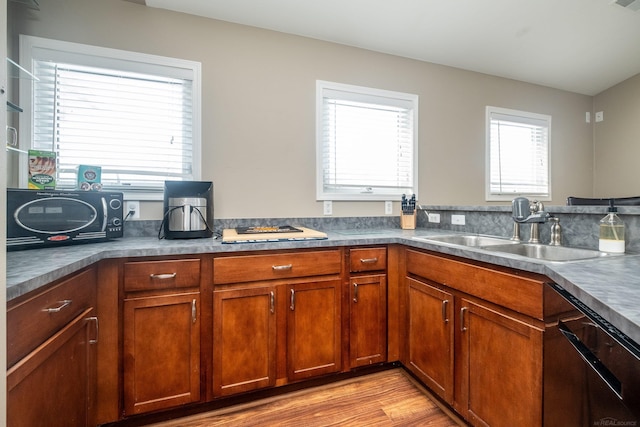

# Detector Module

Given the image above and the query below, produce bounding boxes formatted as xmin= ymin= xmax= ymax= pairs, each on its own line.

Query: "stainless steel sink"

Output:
xmin=413 ymin=233 xmax=616 ymax=262
xmin=413 ymin=234 xmax=518 ymax=247
xmin=482 ymin=243 xmax=612 ymax=262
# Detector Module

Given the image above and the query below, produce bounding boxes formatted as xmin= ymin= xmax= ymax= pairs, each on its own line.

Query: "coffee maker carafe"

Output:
xmin=163 ymin=181 xmax=213 ymax=239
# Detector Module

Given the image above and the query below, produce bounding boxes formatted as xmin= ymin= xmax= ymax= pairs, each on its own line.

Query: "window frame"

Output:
xmin=316 ymin=80 xmax=419 ymax=201
xmin=485 ymin=106 xmax=552 ymax=202
xmin=18 ymin=35 xmax=202 ymax=200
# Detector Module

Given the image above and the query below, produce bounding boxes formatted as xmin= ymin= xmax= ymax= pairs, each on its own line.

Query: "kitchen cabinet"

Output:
xmin=286 ymin=278 xmax=342 ymax=381
xmin=7 ymin=267 xmax=98 ymax=427
xmin=406 ymin=277 xmax=453 ymax=403
xmin=122 ymin=259 xmax=201 ymax=416
xmin=212 ymin=285 xmax=277 ymax=396
xmin=7 ymin=241 xmax=576 ymax=426
xmin=213 ymin=249 xmax=343 ymax=396
xmin=348 ymin=247 xmax=387 ymax=368
xmin=456 ymin=298 xmax=543 ymax=427
xmin=404 ymin=249 xmax=546 ymax=427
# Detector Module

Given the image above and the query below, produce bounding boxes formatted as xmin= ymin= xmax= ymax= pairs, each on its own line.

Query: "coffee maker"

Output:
xmin=163 ymin=181 xmax=213 ymax=239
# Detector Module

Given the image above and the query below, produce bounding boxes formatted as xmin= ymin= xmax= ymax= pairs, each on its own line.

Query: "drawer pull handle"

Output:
xmin=460 ymin=307 xmax=468 ymax=332
xmin=442 ymin=300 xmax=449 ymax=323
xmin=87 ymin=316 xmax=99 ymax=344
xmin=272 ymin=264 xmax=293 ymax=271
xmin=150 ymin=273 xmax=177 ymax=280
xmin=270 ymin=291 xmax=275 ymax=314
xmin=191 ymin=299 xmax=197 ymax=324
xmin=360 ymin=258 xmax=378 ymax=264
xmin=290 ymin=289 xmax=295 ymax=311
xmin=43 ymin=300 xmax=72 ymax=313
xmin=353 ymin=283 xmax=359 ymax=303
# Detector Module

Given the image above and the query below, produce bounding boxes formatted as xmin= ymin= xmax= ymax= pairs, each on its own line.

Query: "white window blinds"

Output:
xmin=487 ymin=107 xmax=551 ymax=200
xmin=21 ymin=36 xmax=201 ymax=197
xmin=32 ymin=62 xmax=193 ymax=191
xmin=317 ymin=81 xmax=418 ymax=201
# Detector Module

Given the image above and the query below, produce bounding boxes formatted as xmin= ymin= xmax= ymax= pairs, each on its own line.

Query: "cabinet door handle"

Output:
xmin=43 ymin=299 xmax=72 ymax=313
xmin=460 ymin=307 xmax=468 ymax=331
xmin=442 ymin=299 xmax=449 ymax=323
xmin=270 ymin=291 xmax=275 ymax=314
xmin=150 ymin=273 xmax=177 ymax=280
xmin=360 ymin=257 xmax=378 ymax=264
xmin=290 ymin=289 xmax=295 ymax=311
xmin=272 ymin=264 xmax=293 ymax=271
xmin=191 ymin=299 xmax=197 ymax=323
xmin=353 ymin=283 xmax=359 ymax=303
xmin=87 ymin=316 xmax=99 ymax=344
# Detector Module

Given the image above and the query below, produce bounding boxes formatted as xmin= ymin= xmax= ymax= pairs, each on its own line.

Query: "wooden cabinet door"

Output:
xmin=7 ymin=308 xmax=97 ymax=427
xmin=349 ymin=274 xmax=387 ymax=368
xmin=213 ymin=286 xmax=277 ymax=396
xmin=123 ymin=292 xmax=201 ymax=415
xmin=287 ymin=279 xmax=342 ymax=381
xmin=406 ymin=278 xmax=454 ymax=404
xmin=458 ymin=298 xmax=543 ymax=427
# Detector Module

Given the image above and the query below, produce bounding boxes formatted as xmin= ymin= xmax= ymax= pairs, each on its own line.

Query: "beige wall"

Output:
xmin=593 ymin=73 xmax=640 ymax=198
xmin=9 ymin=0 xmax=595 ymax=219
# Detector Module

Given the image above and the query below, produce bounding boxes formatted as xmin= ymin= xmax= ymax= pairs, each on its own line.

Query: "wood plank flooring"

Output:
xmin=149 ymin=369 xmax=465 ymax=426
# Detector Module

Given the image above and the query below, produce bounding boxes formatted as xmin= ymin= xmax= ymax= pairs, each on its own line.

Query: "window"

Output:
xmin=486 ymin=106 xmax=551 ymax=201
xmin=316 ymin=81 xmax=418 ymax=201
xmin=20 ymin=36 xmax=201 ymax=199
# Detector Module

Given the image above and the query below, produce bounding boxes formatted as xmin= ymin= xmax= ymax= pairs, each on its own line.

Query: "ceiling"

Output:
xmin=145 ymin=0 xmax=640 ymax=96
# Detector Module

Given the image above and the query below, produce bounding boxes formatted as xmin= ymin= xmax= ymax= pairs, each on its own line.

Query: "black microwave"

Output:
xmin=6 ymin=188 xmax=124 ymax=250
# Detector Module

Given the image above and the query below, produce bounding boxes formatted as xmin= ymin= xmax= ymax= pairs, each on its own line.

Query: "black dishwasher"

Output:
xmin=545 ymin=282 xmax=640 ymax=426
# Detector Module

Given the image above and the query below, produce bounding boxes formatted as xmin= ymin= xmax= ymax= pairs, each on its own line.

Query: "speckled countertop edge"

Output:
xmin=6 ymin=227 xmax=640 ymax=345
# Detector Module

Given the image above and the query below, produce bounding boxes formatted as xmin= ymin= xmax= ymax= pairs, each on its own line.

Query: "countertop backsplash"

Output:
xmin=123 ymin=205 xmax=640 ymax=253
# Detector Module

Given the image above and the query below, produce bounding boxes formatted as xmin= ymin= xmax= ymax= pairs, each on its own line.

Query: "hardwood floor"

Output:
xmin=149 ymin=369 xmax=465 ymax=426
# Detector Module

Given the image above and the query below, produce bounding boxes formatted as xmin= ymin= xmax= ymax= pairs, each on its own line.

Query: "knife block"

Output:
xmin=401 ymin=211 xmax=416 ymax=230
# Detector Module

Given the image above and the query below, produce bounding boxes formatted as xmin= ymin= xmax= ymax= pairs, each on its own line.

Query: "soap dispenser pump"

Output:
xmin=599 ymin=200 xmax=625 ymax=253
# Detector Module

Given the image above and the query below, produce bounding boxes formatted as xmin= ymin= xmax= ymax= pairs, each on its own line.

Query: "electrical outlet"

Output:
xmin=323 ymin=200 xmax=333 ymax=216
xmin=595 ymin=111 xmax=604 ymax=122
xmin=451 ymin=214 xmax=466 ymax=225
xmin=385 ymin=201 xmax=393 ymax=215
xmin=127 ymin=201 xmax=140 ymax=220
xmin=428 ymin=213 xmax=441 ymax=223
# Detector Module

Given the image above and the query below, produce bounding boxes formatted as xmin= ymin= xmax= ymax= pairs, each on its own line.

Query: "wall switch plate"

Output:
xmin=323 ymin=200 xmax=333 ymax=216
xmin=385 ymin=201 xmax=393 ymax=215
xmin=127 ymin=201 xmax=140 ymax=220
xmin=595 ymin=111 xmax=604 ymax=122
xmin=586 ymin=112 xmax=591 ymax=123
xmin=428 ymin=213 xmax=441 ymax=223
xmin=451 ymin=214 xmax=465 ymax=225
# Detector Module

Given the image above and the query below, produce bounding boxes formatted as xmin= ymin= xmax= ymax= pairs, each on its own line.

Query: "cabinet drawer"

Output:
xmin=124 ymin=259 xmax=201 ymax=292
xmin=7 ymin=267 xmax=97 ymax=368
xmin=406 ymin=249 xmax=544 ymax=319
xmin=350 ymin=247 xmax=387 ymax=272
xmin=214 ymin=250 xmax=342 ymax=284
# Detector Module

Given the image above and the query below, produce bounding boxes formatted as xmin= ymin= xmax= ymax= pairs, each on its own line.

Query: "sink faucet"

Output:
xmin=512 ymin=197 xmax=550 ymax=243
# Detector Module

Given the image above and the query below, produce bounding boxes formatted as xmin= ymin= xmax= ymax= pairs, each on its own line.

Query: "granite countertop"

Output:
xmin=6 ymin=227 xmax=640 ymax=345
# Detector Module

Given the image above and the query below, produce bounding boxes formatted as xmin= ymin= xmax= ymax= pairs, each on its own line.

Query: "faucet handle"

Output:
xmin=549 ymin=216 xmax=562 ymax=246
